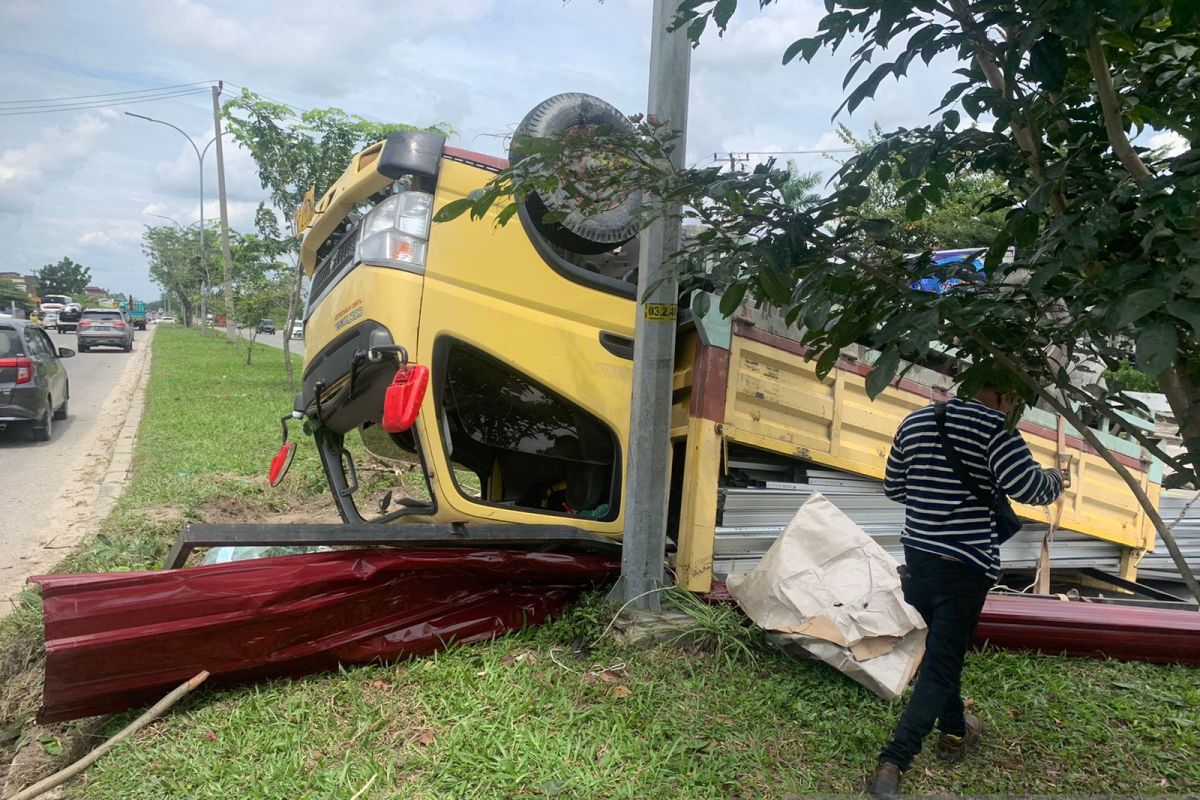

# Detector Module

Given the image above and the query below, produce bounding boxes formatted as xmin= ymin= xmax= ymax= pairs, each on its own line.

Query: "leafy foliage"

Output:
xmin=143 ymin=224 xmax=218 ymax=327
xmin=221 ymin=91 xmax=441 ymax=230
xmin=0 ymin=279 xmax=31 ymax=313
xmin=1104 ymin=360 xmax=1162 ymax=392
xmin=231 ymin=231 xmax=291 ymax=365
xmin=35 ymin=256 xmax=91 ymax=296
xmin=780 ymin=161 xmax=822 ymax=209
xmin=834 ymin=124 xmax=1007 ymax=251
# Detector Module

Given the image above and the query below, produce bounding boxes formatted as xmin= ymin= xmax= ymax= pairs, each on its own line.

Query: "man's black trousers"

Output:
xmin=879 ymin=546 xmax=993 ymax=771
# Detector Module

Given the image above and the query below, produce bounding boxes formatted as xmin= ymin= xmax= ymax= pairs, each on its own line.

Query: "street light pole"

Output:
xmin=615 ymin=0 xmax=693 ymax=611
xmin=125 ymin=110 xmax=226 ymax=333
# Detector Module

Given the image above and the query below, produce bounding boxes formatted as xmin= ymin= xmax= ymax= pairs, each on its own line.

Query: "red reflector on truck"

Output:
xmin=382 ymin=364 xmax=429 ymax=433
xmin=268 ymin=441 xmax=297 ymax=486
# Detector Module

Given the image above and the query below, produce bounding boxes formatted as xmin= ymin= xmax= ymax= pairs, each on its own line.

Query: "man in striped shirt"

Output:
xmin=868 ymin=387 xmax=1063 ymax=798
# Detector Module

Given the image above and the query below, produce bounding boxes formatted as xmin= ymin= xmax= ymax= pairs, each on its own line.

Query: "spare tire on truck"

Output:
xmin=511 ymin=93 xmax=642 ymax=255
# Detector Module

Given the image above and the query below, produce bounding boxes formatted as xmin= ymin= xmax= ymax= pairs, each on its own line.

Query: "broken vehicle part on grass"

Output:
xmin=727 ymin=494 xmax=927 ymax=700
xmin=32 ymin=548 xmax=619 ymax=723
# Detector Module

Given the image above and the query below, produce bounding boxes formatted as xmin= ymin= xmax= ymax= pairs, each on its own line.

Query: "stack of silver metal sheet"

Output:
xmin=1137 ymin=489 xmax=1200 ymax=582
xmin=712 ymin=466 xmax=1122 ymax=577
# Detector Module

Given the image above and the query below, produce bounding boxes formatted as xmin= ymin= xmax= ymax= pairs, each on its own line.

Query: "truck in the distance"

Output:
xmin=119 ymin=298 xmax=147 ymax=330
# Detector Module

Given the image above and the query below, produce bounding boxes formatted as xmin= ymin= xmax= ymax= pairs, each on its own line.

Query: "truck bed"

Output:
xmin=671 ymin=304 xmax=1161 ymax=590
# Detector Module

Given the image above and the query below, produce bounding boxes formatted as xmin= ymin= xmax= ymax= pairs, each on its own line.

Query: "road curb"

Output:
xmin=89 ymin=331 xmax=154 ymax=523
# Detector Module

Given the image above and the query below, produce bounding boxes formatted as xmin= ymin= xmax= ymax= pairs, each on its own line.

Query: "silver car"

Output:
xmin=77 ymin=309 xmax=134 ymax=353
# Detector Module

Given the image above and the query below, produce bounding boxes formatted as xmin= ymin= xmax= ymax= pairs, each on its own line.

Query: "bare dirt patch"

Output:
xmin=195 ymin=484 xmax=343 ymax=526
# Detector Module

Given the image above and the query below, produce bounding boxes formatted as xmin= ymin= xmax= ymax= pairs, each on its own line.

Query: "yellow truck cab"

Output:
xmin=292 ymin=94 xmax=1162 ymax=594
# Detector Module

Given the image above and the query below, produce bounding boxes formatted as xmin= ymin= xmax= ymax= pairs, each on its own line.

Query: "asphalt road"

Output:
xmin=240 ymin=327 xmax=305 ymax=358
xmin=0 ymin=327 xmax=144 ymax=536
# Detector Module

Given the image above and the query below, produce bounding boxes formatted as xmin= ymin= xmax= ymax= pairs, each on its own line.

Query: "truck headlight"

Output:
xmin=357 ymin=191 xmax=433 ymax=268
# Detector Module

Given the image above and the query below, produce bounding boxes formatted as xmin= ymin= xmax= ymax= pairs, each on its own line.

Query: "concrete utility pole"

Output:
xmin=615 ymin=0 xmax=692 ymax=611
xmin=212 ymin=82 xmax=238 ymax=343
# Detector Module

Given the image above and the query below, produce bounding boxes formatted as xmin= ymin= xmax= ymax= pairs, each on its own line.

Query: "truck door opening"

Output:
xmin=435 ymin=339 xmax=619 ymax=521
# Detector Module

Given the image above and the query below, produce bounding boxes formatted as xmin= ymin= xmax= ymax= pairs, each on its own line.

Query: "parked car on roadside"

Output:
xmin=0 ymin=319 xmax=73 ymax=441
xmin=77 ymin=308 xmax=134 ymax=352
xmin=290 ymin=320 xmax=303 ymax=339
xmin=257 ymin=318 xmax=276 ymax=335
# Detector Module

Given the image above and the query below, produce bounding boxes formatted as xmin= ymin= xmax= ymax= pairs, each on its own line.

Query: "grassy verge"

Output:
xmin=59 ymin=326 xmax=331 ymax=575
xmin=77 ymin=607 xmax=1200 ymax=798
xmin=4 ymin=326 xmax=1199 ymax=798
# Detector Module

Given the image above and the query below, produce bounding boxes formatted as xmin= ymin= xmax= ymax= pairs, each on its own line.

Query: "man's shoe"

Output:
xmin=866 ymin=761 xmax=903 ymax=798
xmin=935 ymin=712 xmax=982 ymax=762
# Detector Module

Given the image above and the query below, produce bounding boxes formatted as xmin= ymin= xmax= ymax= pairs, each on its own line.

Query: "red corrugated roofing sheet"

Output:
xmin=32 ymin=548 xmax=618 ymax=723
xmin=974 ymin=593 xmax=1200 ymax=664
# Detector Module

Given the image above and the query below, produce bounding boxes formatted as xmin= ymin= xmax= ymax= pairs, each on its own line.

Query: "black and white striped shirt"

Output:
xmin=884 ymin=397 xmax=1064 ymax=579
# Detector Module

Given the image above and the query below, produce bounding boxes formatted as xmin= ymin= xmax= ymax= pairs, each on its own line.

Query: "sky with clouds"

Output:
xmin=0 ymin=0 xmax=1012 ymax=300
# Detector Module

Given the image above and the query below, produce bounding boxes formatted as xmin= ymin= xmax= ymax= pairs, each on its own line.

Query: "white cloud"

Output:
xmin=0 ymin=114 xmax=111 ymax=212
xmin=150 ymin=134 xmax=262 ymax=204
xmin=0 ymin=0 xmax=38 ymax=22
xmin=80 ymin=226 xmax=144 ymax=249
xmin=1148 ymin=131 xmax=1188 ymax=157
xmin=692 ymin=1 xmax=824 ymax=68
xmin=141 ymin=0 xmax=497 ymax=94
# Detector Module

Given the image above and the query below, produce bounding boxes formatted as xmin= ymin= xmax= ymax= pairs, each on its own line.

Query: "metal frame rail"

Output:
xmin=164 ymin=523 xmax=621 ymax=570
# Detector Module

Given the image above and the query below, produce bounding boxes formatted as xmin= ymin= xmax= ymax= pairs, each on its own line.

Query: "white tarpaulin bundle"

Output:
xmin=726 ymin=493 xmax=927 ymax=700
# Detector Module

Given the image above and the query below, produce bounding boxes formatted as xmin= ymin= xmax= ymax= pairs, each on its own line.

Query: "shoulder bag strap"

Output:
xmin=933 ymin=402 xmax=996 ymax=510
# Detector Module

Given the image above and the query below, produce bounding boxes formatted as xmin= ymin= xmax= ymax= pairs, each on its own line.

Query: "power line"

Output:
xmin=0 ymin=81 xmax=215 ymax=107
xmin=0 ymin=87 xmax=210 ymax=113
xmin=223 ymin=82 xmax=308 ymax=116
xmin=0 ymin=88 xmax=211 ymax=117
xmin=715 ymin=147 xmax=857 ymax=157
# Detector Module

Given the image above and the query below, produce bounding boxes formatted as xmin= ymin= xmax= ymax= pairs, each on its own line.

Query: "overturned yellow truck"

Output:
xmin=289 ymin=95 xmax=1161 ymax=595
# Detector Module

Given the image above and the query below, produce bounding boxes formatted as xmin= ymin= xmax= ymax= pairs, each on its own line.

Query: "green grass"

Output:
xmin=5 ymin=326 xmax=1200 ymax=798
xmin=60 ymin=326 xmax=329 ymax=574
xmin=75 ymin=600 xmax=1200 ymax=799
xmin=117 ymin=326 xmax=325 ymax=507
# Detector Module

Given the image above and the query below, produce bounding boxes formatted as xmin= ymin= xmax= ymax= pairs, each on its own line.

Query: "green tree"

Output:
xmin=441 ymin=0 xmax=1200 ymax=598
xmin=143 ymin=225 xmax=217 ymax=328
xmin=780 ymin=161 xmax=822 ymax=209
xmin=222 ymin=89 xmax=450 ymax=388
xmin=0 ymin=279 xmax=32 ymax=314
xmin=231 ymin=227 xmax=291 ymax=365
xmin=834 ymin=124 xmax=1007 ymax=251
xmin=35 ymin=257 xmax=91 ymax=296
